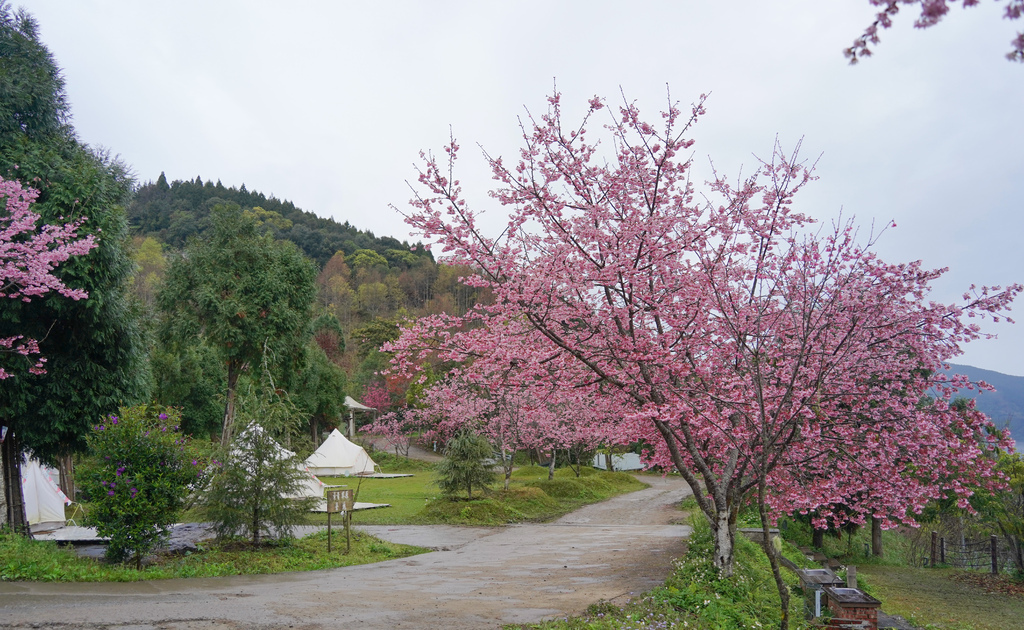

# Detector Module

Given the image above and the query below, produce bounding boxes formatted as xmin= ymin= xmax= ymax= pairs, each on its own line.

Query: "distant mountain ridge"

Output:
xmin=943 ymin=363 xmax=1024 ymax=441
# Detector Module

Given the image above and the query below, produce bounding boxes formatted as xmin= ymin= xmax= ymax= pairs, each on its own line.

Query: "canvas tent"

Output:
xmin=305 ymin=428 xmax=377 ymax=477
xmin=233 ymin=425 xmax=327 ymax=508
xmin=22 ymin=456 xmax=71 ymax=532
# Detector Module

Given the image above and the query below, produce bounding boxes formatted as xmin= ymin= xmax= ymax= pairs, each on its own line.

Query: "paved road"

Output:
xmin=0 ymin=475 xmax=692 ymax=630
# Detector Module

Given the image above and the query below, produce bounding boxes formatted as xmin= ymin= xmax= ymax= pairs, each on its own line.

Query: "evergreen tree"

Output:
xmin=436 ymin=430 xmax=496 ymax=499
xmin=157 ymin=203 xmax=317 ymax=446
xmin=0 ymin=5 xmax=147 ymax=531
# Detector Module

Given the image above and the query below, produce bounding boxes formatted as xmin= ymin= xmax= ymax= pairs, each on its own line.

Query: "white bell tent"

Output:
xmin=22 ymin=456 xmax=71 ymax=532
xmin=232 ymin=424 xmax=327 ymax=506
xmin=305 ymin=428 xmax=377 ymax=477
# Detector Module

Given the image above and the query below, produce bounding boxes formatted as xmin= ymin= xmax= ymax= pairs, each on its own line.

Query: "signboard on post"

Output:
xmin=325 ymin=488 xmax=355 ymax=553
xmin=326 ymin=489 xmax=344 ymax=513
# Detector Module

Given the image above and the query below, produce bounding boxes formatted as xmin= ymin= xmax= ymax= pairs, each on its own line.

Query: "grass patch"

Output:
xmin=514 ymin=515 xmax=804 ymax=630
xmin=776 ymin=515 xmax=920 ymax=568
xmin=0 ymin=529 xmax=426 ymax=582
xmin=317 ymin=464 xmax=647 ymax=526
xmin=859 ymin=565 xmax=1024 ymax=630
xmin=366 ymin=449 xmax=436 ymax=473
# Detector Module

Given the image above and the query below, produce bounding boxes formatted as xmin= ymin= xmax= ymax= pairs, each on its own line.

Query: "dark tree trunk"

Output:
xmin=812 ymin=528 xmax=824 ymax=549
xmin=58 ymin=453 xmax=75 ymax=504
xmin=222 ymin=362 xmax=241 ymax=447
xmin=872 ymin=516 xmax=883 ymax=557
xmin=758 ymin=478 xmax=789 ymax=630
xmin=1 ymin=430 xmax=30 ymax=535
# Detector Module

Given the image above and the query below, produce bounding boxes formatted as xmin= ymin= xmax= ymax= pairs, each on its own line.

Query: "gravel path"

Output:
xmin=0 ymin=475 xmax=691 ymax=630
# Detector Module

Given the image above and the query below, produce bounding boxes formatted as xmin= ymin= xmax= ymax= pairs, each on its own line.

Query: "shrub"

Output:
xmin=201 ymin=422 xmax=317 ymax=545
xmin=525 ymin=478 xmax=598 ymax=500
xmin=83 ymin=405 xmax=201 ymax=567
xmin=435 ymin=429 xmax=496 ymax=499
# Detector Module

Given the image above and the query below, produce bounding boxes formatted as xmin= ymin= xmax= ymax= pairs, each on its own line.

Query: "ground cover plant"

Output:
xmin=0 ymin=528 xmax=425 ymax=582
xmin=778 ymin=511 xmax=1024 ymax=629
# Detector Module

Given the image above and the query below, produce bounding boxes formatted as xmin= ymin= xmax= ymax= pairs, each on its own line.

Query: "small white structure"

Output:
xmin=305 ymin=428 xmax=377 ymax=477
xmin=344 ymin=395 xmax=375 ymax=438
xmin=592 ymin=452 xmax=645 ymax=471
xmin=22 ymin=457 xmax=71 ymax=532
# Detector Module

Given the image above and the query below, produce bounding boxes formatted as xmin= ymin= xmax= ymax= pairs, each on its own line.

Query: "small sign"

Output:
xmin=327 ymin=488 xmax=354 ymax=513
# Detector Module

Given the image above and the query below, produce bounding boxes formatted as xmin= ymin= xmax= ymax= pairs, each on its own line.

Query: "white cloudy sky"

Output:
xmin=18 ymin=0 xmax=1024 ymax=376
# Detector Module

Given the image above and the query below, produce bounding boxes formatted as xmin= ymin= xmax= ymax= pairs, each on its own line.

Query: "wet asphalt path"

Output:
xmin=0 ymin=475 xmax=691 ymax=630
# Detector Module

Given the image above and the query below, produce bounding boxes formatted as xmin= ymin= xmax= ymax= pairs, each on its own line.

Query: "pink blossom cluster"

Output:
xmin=386 ymin=89 xmax=1020 ymax=567
xmin=0 ymin=176 xmax=96 ymax=378
xmin=849 ymin=1 xmax=1024 ymax=62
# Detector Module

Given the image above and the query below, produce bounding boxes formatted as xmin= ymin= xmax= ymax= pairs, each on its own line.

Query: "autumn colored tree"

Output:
xmin=389 ymin=90 xmax=1019 ymax=620
xmin=849 ymin=0 xmax=1024 ymax=62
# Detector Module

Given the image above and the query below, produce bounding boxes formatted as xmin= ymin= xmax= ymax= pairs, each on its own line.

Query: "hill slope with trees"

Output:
xmin=946 ymin=363 xmax=1024 ymax=442
xmin=128 ymin=173 xmax=427 ymax=269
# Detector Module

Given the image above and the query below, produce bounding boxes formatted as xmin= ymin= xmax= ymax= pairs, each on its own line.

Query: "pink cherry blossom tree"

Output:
xmin=849 ymin=0 xmax=1024 ymax=62
xmin=1 ymin=176 xmax=96 ymax=379
xmin=388 ymin=90 xmax=1019 ymax=619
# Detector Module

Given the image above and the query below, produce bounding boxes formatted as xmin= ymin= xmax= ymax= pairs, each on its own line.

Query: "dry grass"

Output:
xmin=859 ymin=565 xmax=1024 ymax=629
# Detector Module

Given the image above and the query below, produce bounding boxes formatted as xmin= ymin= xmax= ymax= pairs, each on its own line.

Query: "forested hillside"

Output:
xmin=128 ymin=173 xmax=424 ymax=268
xmin=126 ymin=173 xmax=491 ymax=434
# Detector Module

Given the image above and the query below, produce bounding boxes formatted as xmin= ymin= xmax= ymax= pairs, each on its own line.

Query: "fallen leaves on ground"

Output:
xmin=951 ymin=571 xmax=1024 ymax=598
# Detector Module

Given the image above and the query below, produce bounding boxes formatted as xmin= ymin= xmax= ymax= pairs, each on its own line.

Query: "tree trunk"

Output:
xmin=1 ymin=430 xmax=30 ymax=535
xmin=812 ymin=528 xmax=824 ymax=549
xmin=252 ymin=506 xmax=261 ymax=545
xmin=58 ymin=453 xmax=75 ymax=503
xmin=712 ymin=509 xmax=736 ymax=577
xmin=872 ymin=516 xmax=883 ymax=557
xmin=310 ymin=417 xmax=320 ymax=448
xmin=221 ymin=363 xmax=241 ymax=447
xmin=0 ymin=435 xmax=7 ymax=529
xmin=758 ymin=479 xmax=789 ymax=630
xmin=548 ymin=450 xmax=556 ymax=480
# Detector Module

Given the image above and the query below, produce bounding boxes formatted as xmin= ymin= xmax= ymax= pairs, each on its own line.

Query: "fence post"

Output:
xmin=992 ymin=535 xmax=999 ymax=575
xmin=931 ymin=531 xmax=938 ymax=567
xmin=940 ymin=537 xmax=945 ymax=565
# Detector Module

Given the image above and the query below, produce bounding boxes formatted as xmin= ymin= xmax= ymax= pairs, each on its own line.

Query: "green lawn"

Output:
xmin=859 ymin=565 xmax=1024 ymax=630
xmin=310 ymin=464 xmax=648 ymax=526
xmin=0 ymin=528 xmax=426 ymax=582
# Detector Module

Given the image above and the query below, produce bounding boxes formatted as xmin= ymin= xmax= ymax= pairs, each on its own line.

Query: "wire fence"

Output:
xmin=928 ymin=532 xmax=1014 ymax=574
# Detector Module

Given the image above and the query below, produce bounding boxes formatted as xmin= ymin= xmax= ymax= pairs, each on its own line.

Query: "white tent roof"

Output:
xmin=305 ymin=429 xmax=377 ymax=477
xmin=22 ymin=456 xmax=70 ymax=532
xmin=344 ymin=395 xmax=375 ymax=411
xmin=233 ymin=425 xmax=326 ymax=503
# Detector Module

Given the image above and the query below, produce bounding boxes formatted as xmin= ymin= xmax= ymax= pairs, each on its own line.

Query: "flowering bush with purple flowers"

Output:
xmin=83 ymin=404 xmax=202 ymax=567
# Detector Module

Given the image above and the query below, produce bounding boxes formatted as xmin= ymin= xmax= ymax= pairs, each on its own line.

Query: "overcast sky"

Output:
xmin=17 ymin=0 xmax=1024 ymax=376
